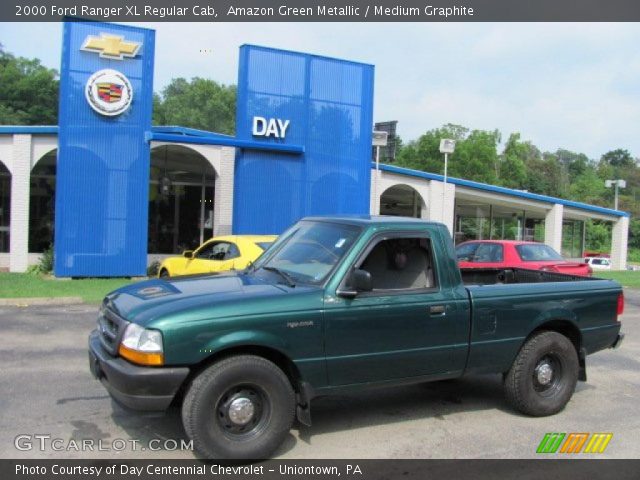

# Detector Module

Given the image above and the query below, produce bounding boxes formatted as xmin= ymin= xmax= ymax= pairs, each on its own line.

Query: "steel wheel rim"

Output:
xmin=532 ymin=354 xmax=563 ymax=396
xmin=215 ymin=384 xmax=269 ymax=439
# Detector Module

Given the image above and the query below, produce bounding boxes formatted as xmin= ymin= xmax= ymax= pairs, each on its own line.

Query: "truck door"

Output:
xmin=323 ymin=233 xmax=470 ymax=386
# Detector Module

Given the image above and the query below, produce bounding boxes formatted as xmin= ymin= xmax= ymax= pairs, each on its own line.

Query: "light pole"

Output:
xmin=439 ymin=139 xmax=456 ymax=222
xmin=372 ymin=130 xmax=389 ymax=215
xmin=605 ymin=179 xmax=626 ymax=210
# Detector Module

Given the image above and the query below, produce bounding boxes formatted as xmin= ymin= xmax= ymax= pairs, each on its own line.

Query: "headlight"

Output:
xmin=118 ymin=323 xmax=164 ymax=366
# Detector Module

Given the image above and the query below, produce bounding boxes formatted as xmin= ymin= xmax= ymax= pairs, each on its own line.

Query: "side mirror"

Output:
xmin=352 ymin=269 xmax=373 ymax=292
xmin=183 ymin=250 xmax=194 ymax=259
xmin=337 ymin=269 xmax=372 ymax=299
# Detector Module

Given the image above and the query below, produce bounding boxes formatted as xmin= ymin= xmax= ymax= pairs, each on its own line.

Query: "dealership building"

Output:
xmin=0 ymin=21 xmax=630 ymax=275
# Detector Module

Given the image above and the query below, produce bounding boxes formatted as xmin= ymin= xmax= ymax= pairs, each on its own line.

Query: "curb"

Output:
xmin=0 ymin=297 xmax=84 ymax=307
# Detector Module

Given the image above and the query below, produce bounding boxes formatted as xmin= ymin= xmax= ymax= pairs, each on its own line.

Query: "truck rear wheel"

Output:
xmin=181 ymin=355 xmax=295 ymax=459
xmin=504 ymin=331 xmax=578 ymax=416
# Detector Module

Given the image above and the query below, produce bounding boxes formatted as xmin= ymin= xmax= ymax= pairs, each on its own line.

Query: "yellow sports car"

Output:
xmin=157 ymin=235 xmax=276 ymax=278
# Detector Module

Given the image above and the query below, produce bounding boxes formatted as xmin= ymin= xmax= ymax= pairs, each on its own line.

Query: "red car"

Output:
xmin=456 ymin=240 xmax=592 ymax=276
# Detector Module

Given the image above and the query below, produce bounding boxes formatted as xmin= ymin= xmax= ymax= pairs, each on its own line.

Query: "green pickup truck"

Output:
xmin=89 ymin=216 xmax=624 ymax=459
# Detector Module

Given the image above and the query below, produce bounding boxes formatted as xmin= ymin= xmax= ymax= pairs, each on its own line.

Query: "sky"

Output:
xmin=2 ymin=22 xmax=640 ymax=159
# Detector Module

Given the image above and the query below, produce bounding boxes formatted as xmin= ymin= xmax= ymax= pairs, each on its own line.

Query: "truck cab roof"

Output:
xmin=302 ymin=215 xmax=444 ymax=228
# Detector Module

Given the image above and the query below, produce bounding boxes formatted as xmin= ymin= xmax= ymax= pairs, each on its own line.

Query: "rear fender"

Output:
xmin=528 ymin=313 xmax=585 ymax=380
xmin=531 ymin=308 xmax=579 ymax=333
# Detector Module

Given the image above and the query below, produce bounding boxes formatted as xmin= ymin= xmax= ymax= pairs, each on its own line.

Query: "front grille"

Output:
xmin=97 ymin=307 xmax=129 ymax=356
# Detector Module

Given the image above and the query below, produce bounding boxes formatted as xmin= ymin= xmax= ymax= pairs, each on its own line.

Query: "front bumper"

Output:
xmin=88 ymin=331 xmax=190 ymax=412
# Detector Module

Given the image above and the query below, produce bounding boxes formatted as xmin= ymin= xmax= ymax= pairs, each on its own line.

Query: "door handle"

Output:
xmin=430 ymin=305 xmax=446 ymax=315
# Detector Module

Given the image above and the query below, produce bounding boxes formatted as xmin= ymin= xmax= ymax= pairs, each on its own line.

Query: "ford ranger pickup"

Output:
xmin=88 ymin=216 xmax=625 ymax=459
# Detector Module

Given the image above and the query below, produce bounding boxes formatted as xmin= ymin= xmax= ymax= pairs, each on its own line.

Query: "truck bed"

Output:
xmin=460 ymin=267 xmax=621 ymax=376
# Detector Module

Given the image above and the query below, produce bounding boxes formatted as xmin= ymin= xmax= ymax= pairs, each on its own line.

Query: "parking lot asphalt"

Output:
xmin=0 ymin=290 xmax=638 ymax=460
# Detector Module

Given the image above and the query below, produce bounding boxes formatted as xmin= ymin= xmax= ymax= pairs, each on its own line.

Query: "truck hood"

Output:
xmin=104 ymin=272 xmax=323 ymax=326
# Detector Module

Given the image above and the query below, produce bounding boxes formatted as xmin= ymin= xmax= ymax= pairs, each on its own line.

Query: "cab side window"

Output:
xmin=358 ymin=237 xmax=436 ymax=291
xmin=196 ymin=241 xmax=240 ymax=260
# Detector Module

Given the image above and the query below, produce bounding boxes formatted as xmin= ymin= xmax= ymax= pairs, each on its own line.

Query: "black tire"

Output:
xmin=504 ymin=331 xmax=579 ymax=416
xmin=181 ymin=355 xmax=295 ymax=459
xmin=159 ymin=269 xmax=170 ymax=279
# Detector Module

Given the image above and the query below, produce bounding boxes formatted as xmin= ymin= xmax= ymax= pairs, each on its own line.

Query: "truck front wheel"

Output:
xmin=504 ymin=331 xmax=579 ymax=416
xmin=181 ymin=355 xmax=295 ymax=459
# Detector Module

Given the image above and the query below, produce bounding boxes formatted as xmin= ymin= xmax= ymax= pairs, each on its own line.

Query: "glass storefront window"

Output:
xmin=455 ymin=202 xmax=546 ymax=245
xmin=148 ymin=146 xmax=216 ymax=254
xmin=562 ymin=220 xmax=585 ymax=259
xmin=380 ymin=185 xmax=425 ymax=218
xmin=454 ymin=204 xmax=491 ymax=244
xmin=29 ymin=152 xmax=56 ymax=253
xmin=148 ymin=183 xmax=214 ymax=254
xmin=490 ymin=209 xmax=524 ymax=241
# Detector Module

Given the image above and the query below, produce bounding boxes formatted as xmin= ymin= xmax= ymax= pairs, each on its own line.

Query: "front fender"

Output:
xmin=197 ymin=329 xmax=290 ymax=358
xmin=159 ymin=257 xmax=186 ymax=276
xmin=163 ymin=325 xmax=293 ymax=366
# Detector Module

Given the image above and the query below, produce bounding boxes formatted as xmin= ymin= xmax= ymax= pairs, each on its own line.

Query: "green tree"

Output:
xmin=0 ymin=44 xmax=59 ymax=125
xmin=449 ymin=129 xmax=500 ymax=184
xmin=569 ymin=169 xmax=607 ymax=205
xmin=556 ymin=149 xmax=590 ymax=182
xmin=628 ymin=219 xmax=640 ymax=250
xmin=153 ymin=77 xmax=236 ymax=135
xmin=498 ymin=133 xmax=528 ymax=189
xmin=396 ymin=124 xmax=499 ymax=184
xmin=600 ymin=148 xmax=635 ymax=168
xmin=585 ymin=220 xmax=612 ymax=252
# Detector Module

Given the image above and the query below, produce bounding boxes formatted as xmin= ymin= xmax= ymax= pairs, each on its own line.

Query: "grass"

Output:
xmin=0 ymin=273 xmax=142 ymax=304
xmin=2 ymin=269 xmax=640 ymax=305
xmin=595 ymin=270 xmax=640 ymax=289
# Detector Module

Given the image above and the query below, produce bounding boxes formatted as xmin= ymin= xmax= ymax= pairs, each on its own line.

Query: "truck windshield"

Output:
xmin=252 ymin=221 xmax=362 ymax=285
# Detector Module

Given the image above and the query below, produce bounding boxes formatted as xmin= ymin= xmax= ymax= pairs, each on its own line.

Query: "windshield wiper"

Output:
xmin=262 ymin=266 xmax=296 ymax=288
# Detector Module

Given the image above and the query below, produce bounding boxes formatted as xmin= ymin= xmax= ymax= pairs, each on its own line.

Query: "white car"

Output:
xmin=584 ymin=257 xmax=612 ymax=271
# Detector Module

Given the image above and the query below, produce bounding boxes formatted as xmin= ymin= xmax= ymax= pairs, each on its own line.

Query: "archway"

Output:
xmin=29 ymin=149 xmax=57 ymax=253
xmin=149 ymin=145 xmax=216 ymax=254
xmin=0 ymin=160 xmax=10 ymax=253
xmin=380 ymin=184 xmax=426 ymax=218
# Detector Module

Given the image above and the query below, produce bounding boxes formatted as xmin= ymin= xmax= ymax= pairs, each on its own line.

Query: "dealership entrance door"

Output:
xmin=149 ymin=145 xmax=216 ymax=254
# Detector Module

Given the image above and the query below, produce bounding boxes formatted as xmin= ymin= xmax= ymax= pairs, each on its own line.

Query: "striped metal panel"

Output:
xmin=233 ymin=45 xmax=375 ymax=234
xmin=54 ymin=21 xmax=155 ymax=276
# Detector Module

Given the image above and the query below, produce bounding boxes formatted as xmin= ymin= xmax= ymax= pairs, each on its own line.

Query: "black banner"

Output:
xmin=3 ymin=460 xmax=640 ymax=480
xmin=3 ymin=0 xmax=640 ymax=22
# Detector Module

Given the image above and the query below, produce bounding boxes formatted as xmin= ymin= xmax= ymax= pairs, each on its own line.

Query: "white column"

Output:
xmin=427 ymin=180 xmax=455 ymax=235
xmin=213 ymin=147 xmax=235 ymax=236
xmin=611 ymin=216 xmax=629 ymax=271
xmin=9 ymin=134 xmax=31 ymax=273
xmin=370 ymin=170 xmax=381 ymax=215
xmin=544 ymin=204 xmax=563 ymax=253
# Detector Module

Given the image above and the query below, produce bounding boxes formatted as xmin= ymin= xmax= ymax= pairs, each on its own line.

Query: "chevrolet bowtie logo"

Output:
xmin=81 ymin=33 xmax=141 ymax=60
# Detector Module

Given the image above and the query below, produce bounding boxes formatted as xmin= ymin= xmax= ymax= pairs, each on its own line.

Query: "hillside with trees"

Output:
xmin=395 ymin=124 xmax=640 ymax=256
xmin=0 ymin=45 xmax=58 ymax=125
xmin=153 ymin=77 xmax=236 ymax=135
xmin=1 ymin=46 xmax=638 ymax=258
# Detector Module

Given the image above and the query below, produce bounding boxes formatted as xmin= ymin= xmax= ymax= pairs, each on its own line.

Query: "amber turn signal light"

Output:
xmin=118 ymin=344 xmax=164 ymax=366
